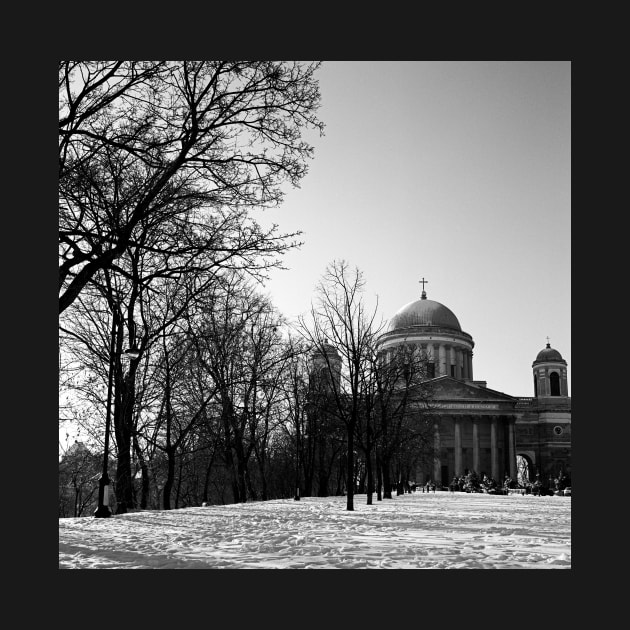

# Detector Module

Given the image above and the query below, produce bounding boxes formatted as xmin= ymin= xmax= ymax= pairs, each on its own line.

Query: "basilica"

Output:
xmin=376 ymin=282 xmax=571 ymax=490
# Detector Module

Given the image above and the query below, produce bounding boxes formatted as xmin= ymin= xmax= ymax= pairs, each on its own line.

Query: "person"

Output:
xmin=482 ymin=475 xmax=498 ymax=494
xmin=532 ymin=475 xmax=542 ymax=496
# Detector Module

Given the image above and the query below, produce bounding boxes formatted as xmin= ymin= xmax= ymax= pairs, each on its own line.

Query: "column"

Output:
xmin=490 ymin=417 xmax=499 ymax=481
xmin=454 ymin=416 xmax=463 ymax=477
xmin=439 ymin=344 xmax=447 ymax=376
xmin=433 ymin=421 xmax=442 ymax=486
xmin=472 ymin=417 xmax=480 ymax=473
xmin=508 ymin=418 xmax=517 ymax=479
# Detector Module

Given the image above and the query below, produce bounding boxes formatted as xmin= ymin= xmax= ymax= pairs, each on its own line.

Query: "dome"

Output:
xmin=387 ymin=294 xmax=461 ymax=333
xmin=535 ymin=343 xmax=564 ymax=362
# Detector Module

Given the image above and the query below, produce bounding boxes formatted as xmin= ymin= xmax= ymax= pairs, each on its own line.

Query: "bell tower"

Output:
xmin=532 ymin=339 xmax=568 ymax=398
xmin=311 ymin=343 xmax=342 ymax=392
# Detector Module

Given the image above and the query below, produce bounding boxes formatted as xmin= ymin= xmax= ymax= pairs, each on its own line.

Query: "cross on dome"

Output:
xmin=419 ymin=277 xmax=428 ymax=299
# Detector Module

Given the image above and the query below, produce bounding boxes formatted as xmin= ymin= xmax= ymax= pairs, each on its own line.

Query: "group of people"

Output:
xmin=408 ymin=469 xmax=571 ymax=496
xmin=445 ymin=470 xmax=571 ymax=496
xmin=447 ymin=470 xmax=500 ymax=494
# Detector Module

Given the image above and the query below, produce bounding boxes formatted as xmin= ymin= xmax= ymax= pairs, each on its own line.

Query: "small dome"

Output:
xmin=535 ymin=343 xmax=563 ymax=362
xmin=314 ymin=342 xmax=340 ymax=357
xmin=387 ymin=295 xmax=461 ymax=332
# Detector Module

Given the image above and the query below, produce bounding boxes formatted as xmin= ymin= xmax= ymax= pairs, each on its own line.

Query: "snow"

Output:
xmin=59 ymin=491 xmax=571 ymax=569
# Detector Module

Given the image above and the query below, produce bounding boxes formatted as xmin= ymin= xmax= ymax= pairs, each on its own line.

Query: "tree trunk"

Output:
xmin=257 ymin=457 xmax=268 ymax=501
xmin=174 ymin=454 xmax=185 ymax=508
xmin=382 ymin=456 xmax=392 ymax=499
xmin=202 ymin=461 xmax=212 ymax=503
xmin=114 ymin=345 xmax=135 ymax=512
xmin=221 ymin=401 xmax=240 ymax=503
xmin=346 ymin=423 xmax=354 ymax=511
xmin=133 ymin=434 xmax=150 ymax=509
xmin=245 ymin=468 xmax=258 ymax=501
xmin=232 ymin=431 xmax=248 ymax=503
xmin=365 ymin=422 xmax=373 ymax=504
xmin=163 ymin=447 xmax=176 ymax=510
xmin=316 ymin=431 xmax=329 ymax=496
xmin=376 ymin=455 xmax=383 ymax=501
xmin=302 ymin=444 xmax=314 ymax=497
xmin=114 ymin=413 xmax=133 ymax=512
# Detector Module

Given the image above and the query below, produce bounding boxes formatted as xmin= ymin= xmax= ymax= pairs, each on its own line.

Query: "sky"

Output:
xmin=257 ymin=61 xmax=571 ymax=398
xmin=58 ymin=491 xmax=571 ymax=569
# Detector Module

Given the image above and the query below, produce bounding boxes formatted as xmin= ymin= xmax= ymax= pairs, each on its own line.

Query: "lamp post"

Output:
xmin=94 ymin=313 xmax=118 ymax=518
xmin=294 ymin=420 xmax=300 ymax=501
xmin=94 ymin=311 xmax=141 ymax=518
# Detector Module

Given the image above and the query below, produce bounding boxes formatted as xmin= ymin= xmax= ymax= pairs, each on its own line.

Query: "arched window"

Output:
xmin=550 ymin=371 xmax=560 ymax=396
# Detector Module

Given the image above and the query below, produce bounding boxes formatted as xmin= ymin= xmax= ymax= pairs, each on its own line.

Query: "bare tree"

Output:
xmin=298 ymin=260 xmax=380 ymax=511
xmin=59 ymin=60 xmax=324 ymax=313
xmin=60 ymin=178 xmax=307 ymax=510
xmin=59 ymin=61 xmax=323 ymax=507
xmin=370 ymin=342 xmax=437 ymax=499
xmin=58 ymin=441 xmax=103 ymax=517
xmin=184 ymin=274 xmax=289 ymax=503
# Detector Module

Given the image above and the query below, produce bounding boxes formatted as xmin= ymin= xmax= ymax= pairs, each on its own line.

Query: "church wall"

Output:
xmin=376 ymin=293 xmax=570 ymax=492
xmin=514 ymin=413 xmax=571 ymax=483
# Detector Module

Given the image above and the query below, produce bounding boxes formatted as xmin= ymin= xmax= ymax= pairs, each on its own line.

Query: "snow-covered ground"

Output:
xmin=58 ymin=491 xmax=571 ymax=569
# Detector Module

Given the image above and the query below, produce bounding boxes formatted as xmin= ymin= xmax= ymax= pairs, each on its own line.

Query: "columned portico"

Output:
xmin=472 ymin=417 xmax=480 ymax=473
xmin=463 ymin=351 xmax=470 ymax=380
xmin=491 ymin=417 xmax=499 ymax=480
xmin=454 ymin=416 xmax=463 ymax=476
xmin=508 ymin=418 xmax=517 ymax=479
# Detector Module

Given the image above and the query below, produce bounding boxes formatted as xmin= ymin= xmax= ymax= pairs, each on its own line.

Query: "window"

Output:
xmin=450 ymin=364 xmax=456 ymax=377
xmin=403 ymin=362 xmax=410 ymax=380
xmin=427 ymin=362 xmax=435 ymax=378
xmin=550 ymin=371 xmax=560 ymax=396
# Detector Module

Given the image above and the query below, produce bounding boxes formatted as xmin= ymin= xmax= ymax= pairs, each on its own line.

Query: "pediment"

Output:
xmin=422 ymin=376 xmax=517 ymax=402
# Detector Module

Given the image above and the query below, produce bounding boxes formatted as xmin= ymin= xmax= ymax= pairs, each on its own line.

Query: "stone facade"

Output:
xmin=377 ymin=292 xmax=571 ymax=488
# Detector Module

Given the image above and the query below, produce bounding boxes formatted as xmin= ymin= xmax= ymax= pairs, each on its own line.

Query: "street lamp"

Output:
xmin=124 ymin=347 xmax=140 ymax=361
xmin=94 ymin=313 xmax=140 ymax=518
xmin=94 ymin=313 xmax=117 ymax=518
xmin=115 ymin=345 xmax=140 ymax=516
xmin=294 ymin=439 xmax=300 ymax=501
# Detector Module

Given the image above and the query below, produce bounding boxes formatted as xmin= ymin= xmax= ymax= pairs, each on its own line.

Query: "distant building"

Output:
xmin=376 ymin=282 xmax=571 ymax=489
